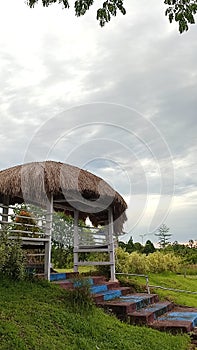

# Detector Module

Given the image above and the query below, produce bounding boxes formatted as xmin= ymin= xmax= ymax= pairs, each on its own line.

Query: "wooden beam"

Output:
xmin=73 ymin=209 xmax=79 ymax=273
xmin=44 ymin=194 xmax=53 ymax=280
xmin=108 ymin=207 xmax=117 ymax=282
xmin=54 ymin=196 xmax=109 ymax=211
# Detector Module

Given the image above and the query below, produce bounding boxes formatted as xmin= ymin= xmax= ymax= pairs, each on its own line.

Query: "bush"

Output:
xmin=115 ymin=248 xmax=148 ymax=274
xmin=115 ymin=247 xmax=182 ymax=275
xmin=128 ymin=251 xmax=148 ymax=274
xmin=147 ymin=252 xmax=181 ymax=273
xmin=52 ymin=242 xmax=73 ymax=268
xmin=0 ymin=232 xmax=26 ymax=280
xmin=115 ymin=247 xmax=130 ymax=273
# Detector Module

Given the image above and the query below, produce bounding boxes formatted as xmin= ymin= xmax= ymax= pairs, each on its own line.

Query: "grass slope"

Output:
xmin=0 ymin=278 xmax=190 ymax=350
xmin=122 ymin=272 xmax=197 ymax=307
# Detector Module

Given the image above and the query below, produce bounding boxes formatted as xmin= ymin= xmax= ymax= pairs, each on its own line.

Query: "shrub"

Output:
xmin=115 ymin=247 xmax=130 ymax=273
xmin=116 ymin=248 xmax=148 ymax=274
xmin=115 ymin=248 xmax=182 ymax=275
xmin=0 ymin=232 xmax=26 ymax=280
xmin=147 ymin=252 xmax=181 ymax=273
xmin=127 ymin=251 xmax=148 ymax=274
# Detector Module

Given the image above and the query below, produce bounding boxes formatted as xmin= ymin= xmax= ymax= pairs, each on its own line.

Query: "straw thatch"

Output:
xmin=0 ymin=161 xmax=127 ymax=233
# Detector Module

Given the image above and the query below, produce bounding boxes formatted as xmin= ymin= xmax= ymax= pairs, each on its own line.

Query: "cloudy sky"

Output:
xmin=0 ymin=0 xmax=197 ymax=244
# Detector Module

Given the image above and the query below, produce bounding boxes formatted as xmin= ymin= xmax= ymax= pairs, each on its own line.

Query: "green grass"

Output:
xmin=0 ymin=278 xmax=190 ymax=350
xmin=178 ymin=264 xmax=197 ymax=276
xmin=120 ymin=272 xmax=197 ymax=307
xmin=56 ymin=266 xmax=96 ymax=274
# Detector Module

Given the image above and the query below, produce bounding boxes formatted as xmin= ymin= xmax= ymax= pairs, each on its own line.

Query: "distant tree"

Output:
xmin=172 ymin=240 xmax=179 ymax=246
xmin=143 ymin=240 xmax=156 ymax=255
xmin=123 ymin=238 xmax=143 ymax=253
xmin=26 ymin=0 xmax=197 ymax=33
xmin=133 ymin=242 xmax=143 ymax=253
xmin=118 ymin=241 xmax=127 ymax=250
xmin=125 ymin=236 xmax=134 ymax=253
xmin=155 ymin=224 xmax=172 ymax=248
xmin=188 ymin=239 xmax=194 ymax=248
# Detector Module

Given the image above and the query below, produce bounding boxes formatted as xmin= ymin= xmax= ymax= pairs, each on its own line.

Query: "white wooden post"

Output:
xmin=44 ymin=193 xmax=53 ymax=280
xmin=73 ymin=209 xmax=79 ymax=273
xmin=108 ymin=207 xmax=117 ymax=282
xmin=2 ymin=195 xmax=9 ymax=228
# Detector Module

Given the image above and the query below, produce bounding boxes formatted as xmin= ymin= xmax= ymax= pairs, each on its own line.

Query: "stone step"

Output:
xmin=91 ymin=281 xmax=120 ymax=294
xmin=52 ymin=275 xmax=111 ymax=292
xmin=51 ymin=274 xmax=197 ymax=334
xmin=128 ymin=301 xmax=173 ymax=325
xmin=51 ymin=274 xmax=106 ymax=285
xmin=93 ymin=287 xmax=131 ymax=303
xmin=54 ymin=280 xmax=74 ymax=289
xmin=97 ymin=293 xmax=159 ymax=320
xmin=50 ymin=272 xmax=78 ymax=282
xmin=151 ymin=307 xmax=197 ymax=333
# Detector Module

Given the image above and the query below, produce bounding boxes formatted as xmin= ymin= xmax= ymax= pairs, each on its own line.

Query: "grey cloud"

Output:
xmin=0 ymin=0 xmax=196 ymax=242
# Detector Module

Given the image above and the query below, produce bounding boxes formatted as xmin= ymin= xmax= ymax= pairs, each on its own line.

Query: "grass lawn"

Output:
xmin=56 ymin=266 xmax=96 ymax=274
xmin=0 ymin=278 xmax=191 ymax=350
xmin=120 ymin=272 xmax=197 ymax=307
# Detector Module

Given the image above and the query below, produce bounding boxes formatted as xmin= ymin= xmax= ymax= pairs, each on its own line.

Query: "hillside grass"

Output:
xmin=0 ymin=278 xmax=190 ymax=350
xmin=120 ymin=272 xmax=197 ymax=307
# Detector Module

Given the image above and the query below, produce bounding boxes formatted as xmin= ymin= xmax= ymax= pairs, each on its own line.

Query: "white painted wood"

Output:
xmin=108 ymin=207 xmax=116 ymax=282
xmin=8 ymin=236 xmax=49 ymax=242
xmin=73 ymin=209 xmax=79 ymax=273
xmin=75 ymin=248 xmax=109 ymax=253
xmin=77 ymin=261 xmax=113 ymax=266
xmin=44 ymin=194 xmax=53 ymax=280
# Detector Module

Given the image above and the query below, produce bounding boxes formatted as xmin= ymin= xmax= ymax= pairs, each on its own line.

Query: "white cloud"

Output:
xmin=0 ymin=0 xmax=196 ymax=242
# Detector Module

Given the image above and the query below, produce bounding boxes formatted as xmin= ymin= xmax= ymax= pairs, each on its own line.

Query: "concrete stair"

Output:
xmin=151 ymin=306 xmax=197 ymax=333
xmin=51 ymin=273 xmax=197 ymax=334
xmin=51 ymin=273 xmax=131 ymax=302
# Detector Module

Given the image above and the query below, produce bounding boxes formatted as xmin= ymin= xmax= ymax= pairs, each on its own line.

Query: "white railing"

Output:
xmin=148 ymin=285 xmax=197 ymax=295
xmin=115 ymin=272 xmax=150 ymax=294
xmin=115 ymin=272 xmax=197 ymax=295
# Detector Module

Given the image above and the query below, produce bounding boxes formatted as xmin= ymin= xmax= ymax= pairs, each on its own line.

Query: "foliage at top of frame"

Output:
xmin=26 ymin=0 xmax=197 ymax=33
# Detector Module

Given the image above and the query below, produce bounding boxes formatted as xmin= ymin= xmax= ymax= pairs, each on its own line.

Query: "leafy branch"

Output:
xmin=164 ymin=0 xmax=197 ymax=33
xmin=26 ymin=0 xmax=197 ymax=33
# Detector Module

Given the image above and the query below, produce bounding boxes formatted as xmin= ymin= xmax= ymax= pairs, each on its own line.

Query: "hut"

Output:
xmin=0 ymin=161 xmax=127 ymax=281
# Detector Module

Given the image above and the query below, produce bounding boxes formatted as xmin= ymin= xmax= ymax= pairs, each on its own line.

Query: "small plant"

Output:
xmin=65 ymin=276 xmax=94 ymax=312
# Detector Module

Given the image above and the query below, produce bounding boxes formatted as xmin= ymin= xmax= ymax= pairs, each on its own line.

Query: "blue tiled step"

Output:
xmin=50 ymin=274 xmax=105 ymax=284
xmin=51 ymin=274 xmax=197 ymax=333
xmin=50 ymin=272 xmax=78 ymax=281
xmin=151 ymin=307 xmax=197 ymax=332
xmin=128 ymin=301 xmax=173 ymax=325
xmin=91 ymin=284 xmax=108 ymax=294
xmin=159 ymin=311 xmax=197 ymax=327
xmin=52 ymin=274 xmax=128 ymax=301
xmin=50 ymin=273 xmax=67 ymax=281
xmin=93 ymin=287 xmax=131 ymax=303
xmin=120 ymin=294 xmax=158 ymax=311
xmin=98 ymin=293 xmax=159 ymax=319
xmin=94 ymin=289 xmax=122 ymax=301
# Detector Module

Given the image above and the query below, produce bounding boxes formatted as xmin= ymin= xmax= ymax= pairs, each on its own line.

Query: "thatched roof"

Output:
xmin=0 ymin=161 xmax=127 ymax=233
